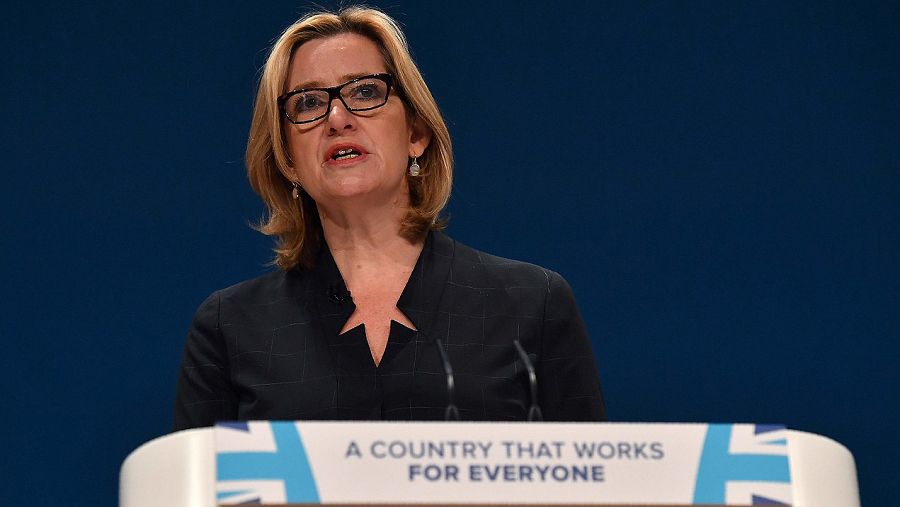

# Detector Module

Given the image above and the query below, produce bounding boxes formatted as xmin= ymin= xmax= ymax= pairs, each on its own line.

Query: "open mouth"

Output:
xmin=327 ymin=145 xmax=365 ymax=162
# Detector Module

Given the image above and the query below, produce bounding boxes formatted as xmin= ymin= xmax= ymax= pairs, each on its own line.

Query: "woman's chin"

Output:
xmin=329 ymin=179 xmax=377 ymax=197
xmin=315 ymin=171 xmax=405 ymax=200
xmin=319 ymin=181 xmax=400 ymax=204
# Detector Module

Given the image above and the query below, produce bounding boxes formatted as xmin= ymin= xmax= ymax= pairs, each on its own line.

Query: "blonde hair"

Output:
xmin=246 ymin=6 xmax=453 ymax=270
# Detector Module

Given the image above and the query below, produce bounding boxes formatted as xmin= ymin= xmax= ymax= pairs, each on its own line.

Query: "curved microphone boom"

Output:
xmin=513 ymin=339 xmax=543 ymax=422
xmin=434 ymin=339 xmax=460 ymax=421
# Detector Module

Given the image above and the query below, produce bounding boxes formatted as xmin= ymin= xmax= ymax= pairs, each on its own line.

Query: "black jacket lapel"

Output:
xmin=397 ymin=230 xmax=455 ymax=343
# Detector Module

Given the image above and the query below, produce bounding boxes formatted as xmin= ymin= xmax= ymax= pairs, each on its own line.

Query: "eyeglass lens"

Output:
xmin=283 ymin=76 xmax=390 ymax=123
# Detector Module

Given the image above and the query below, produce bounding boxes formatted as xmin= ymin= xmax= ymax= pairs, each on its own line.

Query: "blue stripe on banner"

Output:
xmin=693 ymin=424 xmax=791 ymax=504
xmin=217 ymin=423 xmax=320 ymax=503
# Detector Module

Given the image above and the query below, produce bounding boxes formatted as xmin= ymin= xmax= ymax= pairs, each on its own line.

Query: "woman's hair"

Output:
xmin=246 ymin=6 xmax=453 ymax=270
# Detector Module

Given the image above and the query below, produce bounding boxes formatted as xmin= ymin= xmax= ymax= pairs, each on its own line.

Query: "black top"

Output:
xmin=173 ymin=231 xmax=605 ymax=430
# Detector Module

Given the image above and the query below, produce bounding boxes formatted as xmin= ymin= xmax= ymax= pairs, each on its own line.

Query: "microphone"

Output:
xmin=434 ymin=338 xmax=460 ymax=421
xmin=513 ymin=339 xmax=543 ymax=422
xmin=325 ymin=284 xmax=351 ymax=304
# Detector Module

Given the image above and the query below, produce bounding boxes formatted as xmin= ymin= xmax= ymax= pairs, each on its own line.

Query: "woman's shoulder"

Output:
xmin=441 ymin=232 xmax=567 ymax=290
xmin=202 ymin=267 xmax=312 ymax=306
xmin=188 ymin=268 xmax=321 ymax=334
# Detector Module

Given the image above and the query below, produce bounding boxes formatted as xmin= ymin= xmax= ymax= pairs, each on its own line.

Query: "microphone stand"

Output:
xmin=513 ymin=339 xmax=544 ymax=422
xmin=434 ymin=338 xmax=460 ymax=421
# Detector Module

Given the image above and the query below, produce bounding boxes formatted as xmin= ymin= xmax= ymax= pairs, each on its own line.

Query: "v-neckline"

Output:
xmin=307 ymin=230 xmax=456 ymax=358
xmin=336 ymin=320 xmax=417 ymax=369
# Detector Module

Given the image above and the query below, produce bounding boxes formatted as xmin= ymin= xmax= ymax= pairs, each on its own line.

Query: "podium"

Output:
xmin=120 ymin=422 xmax=859 ymax=507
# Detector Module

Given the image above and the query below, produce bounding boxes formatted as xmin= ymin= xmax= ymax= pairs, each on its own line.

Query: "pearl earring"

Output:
xmin=408 ymin=156 xmax=421 ymax=177
xmin=292 ymin=181 xmax=301 ymax=199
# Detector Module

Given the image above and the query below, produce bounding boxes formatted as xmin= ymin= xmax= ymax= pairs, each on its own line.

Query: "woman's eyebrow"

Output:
xmin=289 ymin=72 xmax=381 ymax=92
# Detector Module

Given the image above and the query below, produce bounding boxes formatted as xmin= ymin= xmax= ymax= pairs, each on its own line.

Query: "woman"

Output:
xmin=173 ymin=7 xmax=605 ymax=430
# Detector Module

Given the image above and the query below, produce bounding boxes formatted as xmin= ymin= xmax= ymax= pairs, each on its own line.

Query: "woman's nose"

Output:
xmin=325 ymin=99 xmax=355 ymax=133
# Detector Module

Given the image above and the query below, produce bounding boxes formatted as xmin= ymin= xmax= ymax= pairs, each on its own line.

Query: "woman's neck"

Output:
xmin=318 ymin=200 xmax=423 ymax=283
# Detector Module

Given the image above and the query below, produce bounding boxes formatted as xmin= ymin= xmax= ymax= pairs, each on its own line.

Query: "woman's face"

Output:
xmin=283 ymin=33 xmax=429 ymax=208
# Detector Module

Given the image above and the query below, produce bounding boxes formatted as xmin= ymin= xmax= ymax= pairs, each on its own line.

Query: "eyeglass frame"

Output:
xmin=277 ymin=73 xmax=396 ymax=125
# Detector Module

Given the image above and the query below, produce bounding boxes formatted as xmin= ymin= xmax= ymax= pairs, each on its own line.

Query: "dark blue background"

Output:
xmin=2 ymin=1 xmax=897 ymax=505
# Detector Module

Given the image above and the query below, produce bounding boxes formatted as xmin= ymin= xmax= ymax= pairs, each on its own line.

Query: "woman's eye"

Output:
xmin=352 ymin=83 xmax=381 ymax=100
xmin=294 ymin=94 xmax=323 ymax=112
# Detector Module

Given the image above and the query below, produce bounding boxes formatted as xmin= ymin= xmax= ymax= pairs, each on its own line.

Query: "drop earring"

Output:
xmin=292 ymin=181 xmax=301 ymax=199
xmin=408 ymin=156 xmax=420 ymax=177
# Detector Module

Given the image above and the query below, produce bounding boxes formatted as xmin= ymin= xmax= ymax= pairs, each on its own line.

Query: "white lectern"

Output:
xmin=120 ymin=422 xmax=859 ymax=507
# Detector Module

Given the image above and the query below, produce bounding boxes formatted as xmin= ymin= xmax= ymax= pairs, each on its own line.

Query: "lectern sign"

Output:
xmin=214 ymin=422 xmax=791 ymax=505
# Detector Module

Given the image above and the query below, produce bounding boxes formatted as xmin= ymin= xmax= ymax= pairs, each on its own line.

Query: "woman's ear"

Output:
xmin=408 ymin=115 xmax=432 ymax=156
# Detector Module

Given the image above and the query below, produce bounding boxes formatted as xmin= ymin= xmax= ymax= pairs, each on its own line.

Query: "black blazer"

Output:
xmin=173 ymin=231 xmax=605 ymax=430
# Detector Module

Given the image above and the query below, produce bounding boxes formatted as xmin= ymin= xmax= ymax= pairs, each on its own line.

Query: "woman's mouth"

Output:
xmin=325 ymin=144 xmax=368 ymax=165
xmin=332 ymin=148 xmax=361 ymax=161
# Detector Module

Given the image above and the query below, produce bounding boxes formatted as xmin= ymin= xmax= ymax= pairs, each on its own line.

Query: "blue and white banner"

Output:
xmin=214 ymin=422 xmax=791 ymax=505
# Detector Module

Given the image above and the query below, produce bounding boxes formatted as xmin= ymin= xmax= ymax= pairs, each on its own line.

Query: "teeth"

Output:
xmin=332 ymin=148 xmax=360 ymax=161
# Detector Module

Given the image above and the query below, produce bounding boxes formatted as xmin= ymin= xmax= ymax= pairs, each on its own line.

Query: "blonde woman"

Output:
xmin=174 ymin=7 xmax=604 ymax=429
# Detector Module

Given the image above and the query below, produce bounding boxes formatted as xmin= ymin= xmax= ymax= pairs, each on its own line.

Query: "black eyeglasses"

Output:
xmin=278 ymin=73 xmax=395 ymax=124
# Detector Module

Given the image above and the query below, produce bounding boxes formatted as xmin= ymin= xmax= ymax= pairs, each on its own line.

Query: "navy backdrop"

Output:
xmin=2 ymin=1 xmax=897 ymax=505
